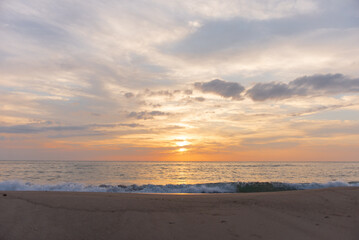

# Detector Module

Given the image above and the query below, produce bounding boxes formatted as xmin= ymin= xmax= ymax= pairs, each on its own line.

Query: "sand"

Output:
xmin=0 ymin=187 xmax=358 ymax=240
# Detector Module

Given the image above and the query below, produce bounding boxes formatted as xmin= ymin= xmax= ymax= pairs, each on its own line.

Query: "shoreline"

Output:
xmin=1 ymin=180 xmax=357 ymax=193
xmin=1 ymin=187 xmax=358 ymax=240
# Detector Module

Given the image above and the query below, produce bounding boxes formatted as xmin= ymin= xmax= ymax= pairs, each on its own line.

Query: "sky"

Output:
xmin=1 ymin=0 xmax=359 ymax=161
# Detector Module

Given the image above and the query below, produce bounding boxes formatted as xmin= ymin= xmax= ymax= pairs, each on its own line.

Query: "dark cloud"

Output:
xmin=149 ymin=103 xmax=162 ymax=108
xmin=183 ymin=89 xmax=193 ymax=95
xmin=194 ymin=97 xmax=205 ymax=102
xmin=0 ymin=125 xmax=87 ymax=134
xmin=144 ymin=89 xmax=173 ymax=97
xmin=92 ymin=123 xmax=143 ymax=128
xmin=0 ymin=123 xmax=142 ymax=134
xmin=246 ymin=82 xmax=296 ymax=101
xmin=143 ymin=89 xmax=194 ymax=97
xmin=246 ymin=74 xmax=359 ymax=101
xmin=0 ymin=125 xmax=39 ymax=134
xmin=291 ymin=74 xmax=359 ymax=93
xmin=128 ymin=111 xmax=169 ymax=120
xmin=194 ymin=79 xmax=245 ymax=99
xmin=124 ymin=92 xmax=134 ymax=98
xmin=48 ymin=133 xmax=105 ymax=139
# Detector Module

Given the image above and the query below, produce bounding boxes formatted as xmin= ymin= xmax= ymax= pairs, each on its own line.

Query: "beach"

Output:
xmin=0 ymin=187 xmax=358 ymax=240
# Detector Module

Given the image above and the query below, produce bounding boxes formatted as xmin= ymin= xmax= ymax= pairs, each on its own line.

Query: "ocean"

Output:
xmin=0 ymin=161 xmax=358 ymax=193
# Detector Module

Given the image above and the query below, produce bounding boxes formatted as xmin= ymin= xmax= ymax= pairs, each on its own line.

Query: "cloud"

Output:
xmin=127 ymin=111 xmax=169 ymax=120
xmin=142 ymin=89 xmax=193 ymax=97
xmin=307 ymin=123 xmax=359 ymax=137
xmin=183 ymin=0 xmax=317 ymax=21
xmin=92 ymin=123 xmax=143 ymax=128
xmin=0 ymin=123 xmax=142 ymax=134
xmin=194 ymin=97 xmax=205 ymax=102
xmin=288 ymin=103 xmax=355 ymax=117
xmin=1 ymin=1 xmax=359 ymax=160
xmin=124 ymin=92 xmax=134 ymax=98
xmin=0 ymin=125 xmax=87 ymax=134
xmin=144 ymin=89 xmax=174 ymax=97
xmin=48 ymin=133 xmax=105 ymax=139
xmin=167 ymin=1 xmax=358 ymax=57
xmin=290 ymin=121 xmax=359 ymax=137
xmin=194 ymin=79 xmax=245 ymax=99
xmin=246 ymin=73 xmax=359 ymax=101
xmin=183 ymin=89 xmax=193 ymax=95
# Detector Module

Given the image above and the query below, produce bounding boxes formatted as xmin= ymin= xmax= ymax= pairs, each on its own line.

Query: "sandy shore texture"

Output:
xmin=0 ymin=187 xmax=358 ymax=240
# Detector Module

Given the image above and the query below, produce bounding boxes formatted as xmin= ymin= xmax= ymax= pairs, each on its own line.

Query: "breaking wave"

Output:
xmin=0 ymin=180 xmax=358 ymax=193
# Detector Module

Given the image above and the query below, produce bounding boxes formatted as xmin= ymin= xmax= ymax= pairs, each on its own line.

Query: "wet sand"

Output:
xmin=0 ymin=187 xmax=358 ymax=240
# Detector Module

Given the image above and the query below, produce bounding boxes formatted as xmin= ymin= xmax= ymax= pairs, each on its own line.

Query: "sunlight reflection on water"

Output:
xmin=0 ymin=161 xmax=358 ymax=186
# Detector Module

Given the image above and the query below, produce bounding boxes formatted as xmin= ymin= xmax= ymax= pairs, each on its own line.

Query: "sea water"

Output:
xmin=0 ymin=161 xmax=358 ymax=193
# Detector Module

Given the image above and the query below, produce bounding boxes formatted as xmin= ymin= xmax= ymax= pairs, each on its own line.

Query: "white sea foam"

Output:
xmin=0 ymin=180 xmax=358 ymax=193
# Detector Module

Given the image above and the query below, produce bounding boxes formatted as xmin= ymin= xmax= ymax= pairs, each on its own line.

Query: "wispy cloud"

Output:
xmin=0 ymin=123 xmax=142 ymax=134
xmin=1 ymin=0 xmax=359 ymax=160
xmin=128 ymin=111 xmax=169 ymax=120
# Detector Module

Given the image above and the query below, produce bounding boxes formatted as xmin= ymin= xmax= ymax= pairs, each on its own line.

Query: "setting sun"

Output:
xmin=176 ymin=140 xmax=190 ymax=147
xmin=178 ymin=148 xmax=187 ymax=152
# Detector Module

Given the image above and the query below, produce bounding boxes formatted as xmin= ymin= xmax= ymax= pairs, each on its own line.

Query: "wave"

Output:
xmin=0 ymin=180 xmax=358 ymax=193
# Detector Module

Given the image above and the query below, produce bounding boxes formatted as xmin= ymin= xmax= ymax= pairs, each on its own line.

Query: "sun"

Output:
xmin=172 ymin=136 xmax=191 ymax=153
xmin=175 ymin=136 xmax=190 ymax=146
xmin=176 ymin=140 xmax=190 ymax=147
xmin=178 ymin=148 xmax=187 ymax=152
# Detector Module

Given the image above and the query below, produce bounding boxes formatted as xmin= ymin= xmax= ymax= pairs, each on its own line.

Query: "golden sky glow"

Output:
xmin=1 ymin=1 xmax=359 ymax=161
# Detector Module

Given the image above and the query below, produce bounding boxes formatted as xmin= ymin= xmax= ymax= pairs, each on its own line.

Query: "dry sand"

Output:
xmin=0 ymin=187 xmax=358 ymax=240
